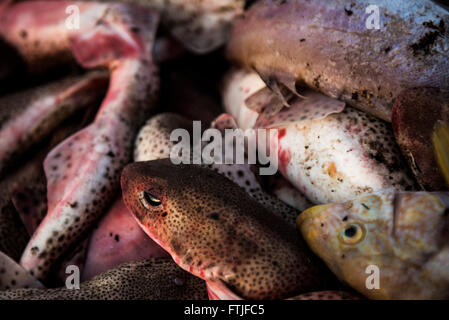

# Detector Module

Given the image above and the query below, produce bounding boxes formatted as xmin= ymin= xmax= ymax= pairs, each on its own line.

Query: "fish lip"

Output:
xmin=296 ymin=204 xmax=331 ymax=231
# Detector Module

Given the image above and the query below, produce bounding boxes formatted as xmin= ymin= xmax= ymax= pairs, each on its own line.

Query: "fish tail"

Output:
xmin=432 ymin=121 xmax=449 ymax=186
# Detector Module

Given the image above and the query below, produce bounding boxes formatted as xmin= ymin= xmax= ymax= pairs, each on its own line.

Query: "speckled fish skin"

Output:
xmin=0 ymin=251 xmax=43 ymax=291
xmin=134 ymin=112 xmax=303 ymax=225
xmin=97 ymin=0 xmax=245 ymax=53
xmin=222 ymin=69 xmax=416 ymax=204
xmin=393 ymin=87 xmax=449 ymax=191
xmin=297 ymin=189 xmax=449 ymax=300
xmin=121 ymin=159 xmax=334 ymax=300
xmin=12 ymin=2 xmax=159 ymax=281
xmin=0 ymin=258 xmax=208 ymax=300
xmin=81 ymin=197 xmax=169 ymax=281
xmin=0 ymin=116 xmax=89 ymax=262
xmin=0 ymin=70 xmax=108 ymax=175
xmin=226 ymin=0 xmax=449 ymax=122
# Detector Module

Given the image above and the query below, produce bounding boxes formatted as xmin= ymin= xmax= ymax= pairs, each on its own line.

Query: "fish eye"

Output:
xmin=339 ymin=223 xmax=365 ymax=245
xmin=139 ymin=191 xmax=162 ymax=209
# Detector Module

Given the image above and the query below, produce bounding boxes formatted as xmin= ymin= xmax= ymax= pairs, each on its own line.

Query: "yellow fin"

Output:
xmin=432 ymin=121 xmax=449 ymax=186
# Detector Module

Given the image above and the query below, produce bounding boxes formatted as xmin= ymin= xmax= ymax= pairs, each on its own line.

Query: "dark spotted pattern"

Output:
xmin=19 ymin=4 xmax=160 ymax=281
xmin=0 ymin=258 xmax=208 ymax=300
xmin=122 ymin=159 xmax=333 ymax=299
xmin=135 ymin=113 xmax=302 ymax=226
xmin=0 ymin=70 xmax=108 ymax=175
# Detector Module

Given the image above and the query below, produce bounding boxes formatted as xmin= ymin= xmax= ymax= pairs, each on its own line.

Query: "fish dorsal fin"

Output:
xmin=11 ymin=184 xmax=47 ymax=236
xmin=210 ymin=113 xmax=239 ymax=131
xmin=245 ymin=85 xmax=294 ymax=115
xmin=254 ymin=89 xmax=345 ymax=129
xmin=43 ymin=124 xmax=97 ymax=214
xmin=0 ymin=251 xmax=43 ymax=290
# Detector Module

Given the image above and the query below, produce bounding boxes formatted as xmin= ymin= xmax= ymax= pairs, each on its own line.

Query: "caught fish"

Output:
xmin=121 ymin=159 xmax=335 ymax=300
xmin=0 ymin=70 xmax=108 ymax=175
xmin=222 ymin=69 xmax=416 ymax=204
xmin=393 ymin=87 xmax=449 ymax=191
xmin=0 ymin=251 xmax=43 ymax=291
xmin=95 ymin=0 xmax=245 ymax=53
xmin=81 ymin=197 xmax=169 ymax=281
xmin=226 ymin=0 xmax=449 ymax=122
xmin=0 ymin=110 xmax=93 ymax=261
xmin=0 ymin=1 xmax=160 ymax=281
xmin=297 ymin=189 xmax=449 ymax=299
xmin=134 ymin=112 xmax=303 ymax=225
xmin=0 ymin=257 xmax=207 ymax=300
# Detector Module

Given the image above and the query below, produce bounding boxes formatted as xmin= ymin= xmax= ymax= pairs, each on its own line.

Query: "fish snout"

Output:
xmin=297 ymin=204 xmax=334 ymax=245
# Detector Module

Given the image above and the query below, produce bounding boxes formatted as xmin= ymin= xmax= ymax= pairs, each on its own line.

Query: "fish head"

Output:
xmin=121 ymin=159 xmax=329 ymax=299
xmin=121 ymin=158 xmax=240 ymax=270
xmin=297 ymin=189 xmax=449 ymax=299
xmin=121 ymin=159 xmax=175 ymax=248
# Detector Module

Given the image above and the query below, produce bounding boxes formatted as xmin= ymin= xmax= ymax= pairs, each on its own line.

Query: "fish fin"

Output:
xmin=254 ymin=89 xmax=345 ymax=128
xmin=210 ymin=113 xmax=239 ymax=131
xmin=244 ymin=86 xmax=290 ymax=115
xmin=206 ymin=280 xmax=243 ymax=300
xmin=432 ymin=121 xmax=449 ymax=186
xmin=0 ymin=251 xmax=43 ymax=290
xmin=252 ymin=69 xmax=292 ymax=110
xmin=11 ymin=185 xmax=47 ymax=236
xmin=44 ymin=124 xmax=97 ymax=213
xmin=70 ymin=4 xmax=159 ymax=68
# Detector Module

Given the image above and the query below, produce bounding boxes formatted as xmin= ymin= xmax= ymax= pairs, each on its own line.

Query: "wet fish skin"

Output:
xmin=121 ymin=159 xmax=334 ymax=300
xmin=222 ymin=69 xmax=416 ymax=204
xmin=0 ymin=70 xmax=108 ymax=176
xmin=227 ymin=0 xmax=449 ymax=122
xmin=0 ymin=258 xmax=208 ymax=300
xmin=297 ymin=189 xmax=449 ymax=299
xmin=392 ymin=87 xmax=449 ymax=191
xmin=11 ymin=2 xmax=160 ymax=281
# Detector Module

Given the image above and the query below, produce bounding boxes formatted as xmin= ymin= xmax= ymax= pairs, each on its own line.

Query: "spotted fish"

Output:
xmin=134 ymin=112 xmax=305 ymax=225
xmin=222 ymin=69 xmax=416 ymax=204
xmin=226 ymin=0 xmax=449 ymax=122
xmin=297 ymin=189 xmax=449 ymax=299
xmin=0 ymin=1 xmax=160 ymax=281
xmin=0 ymin=258 xmax=207 ymax=300
xmin=0 ymin=70 xmax=108 ymax=175
xmin=121 ymin=159 xmax=335 ymax=299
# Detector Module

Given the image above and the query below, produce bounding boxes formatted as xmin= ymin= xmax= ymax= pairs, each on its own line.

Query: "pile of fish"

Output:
xmin=0 ymin=0 xmax=448 ymax=300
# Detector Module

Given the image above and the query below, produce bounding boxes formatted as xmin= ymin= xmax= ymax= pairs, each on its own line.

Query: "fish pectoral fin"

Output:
xmin=251 ymin=67 xmax=296 ymax=112
xmin=432 ymin=121 xmax=449 ymax=186
xmin=254 ymin=89 xmax=345 ymax=129
xmin=0 ymin=251 xmax=43 ymax=290
xmin=206 ymin=279 xmax=244 ymax=300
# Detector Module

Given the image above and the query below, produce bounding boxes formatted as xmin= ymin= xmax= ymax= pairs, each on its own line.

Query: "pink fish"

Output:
xmin=82 ymin=197 xmax=169 ymax=281
xmin=0 ymin=1 xmax=160 ymax=280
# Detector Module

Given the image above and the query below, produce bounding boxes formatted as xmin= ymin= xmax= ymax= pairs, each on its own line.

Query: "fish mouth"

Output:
xmin=297 ymin=204 xmax=330 ymax=229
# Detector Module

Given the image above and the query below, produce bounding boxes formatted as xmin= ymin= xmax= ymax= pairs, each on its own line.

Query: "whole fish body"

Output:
xmin=227 ymin=0 xmax=449 ymax=122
